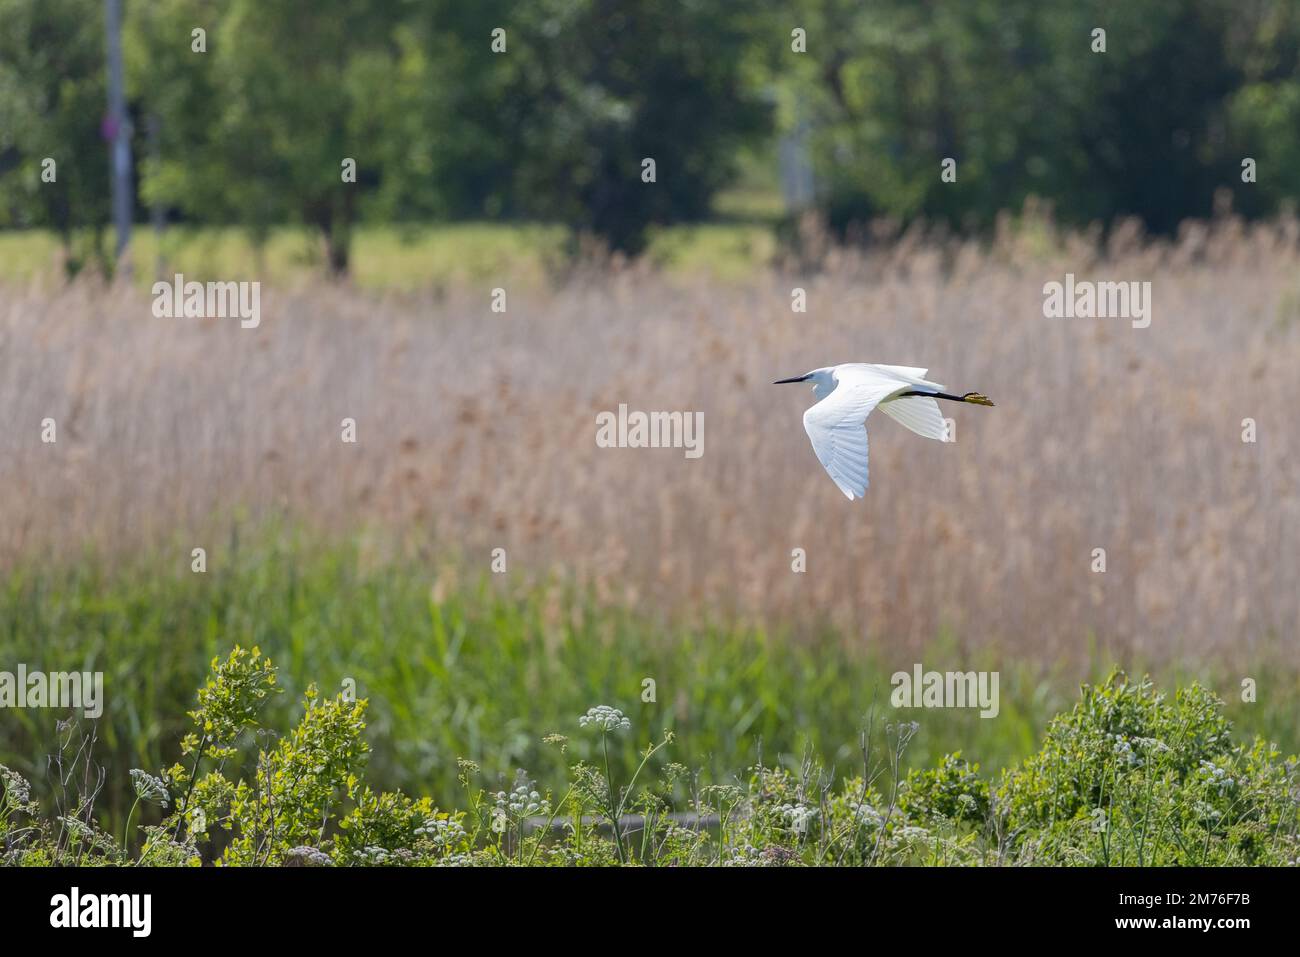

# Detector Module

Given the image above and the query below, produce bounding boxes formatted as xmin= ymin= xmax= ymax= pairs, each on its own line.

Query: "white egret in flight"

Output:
xmin=774 ymin=363 xmax=993 ymax=499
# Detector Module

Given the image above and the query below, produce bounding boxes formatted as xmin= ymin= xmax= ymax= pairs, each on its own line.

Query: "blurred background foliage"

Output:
xmin=2 ymin=0 xmax=1300 ymax=271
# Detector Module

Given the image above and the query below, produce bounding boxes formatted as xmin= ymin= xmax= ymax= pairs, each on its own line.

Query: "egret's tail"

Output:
xmin=960 ymin=392 xmax=995 ymax=407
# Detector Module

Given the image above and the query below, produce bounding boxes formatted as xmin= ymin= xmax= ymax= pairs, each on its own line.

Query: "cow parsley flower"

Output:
xmin=415 ymin=814 xmax=467 ymax=850
xmin=494 ymin=772 xmax=550 ymax=820
xmin=723 ymin=842 xmax=763 ymax=866
xmin=1197 ymin=760 xmax=1236 ymax=796
xmin=435 ymin=852 xmax=474 ymax=867
xmin=1112 ymin=737 xmax=1140 ymax=767
xmin=1135 ymin=736 xmax=1171 ymax=756
xmin=360 ymin=845 xmax=391 ymax=864
xmin=777 ymin=803 xmax=818 ymax=834
xmin=579 ymin=705 xmax=630 ymax=732
xmin=130 ymin=769 xmax=171 ymax=807
xmin=0 ymin=765 xmax=32 ymax=806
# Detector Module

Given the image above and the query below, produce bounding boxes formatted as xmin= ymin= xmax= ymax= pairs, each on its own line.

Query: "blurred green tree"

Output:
xmin=784 ymin=0 xmax=1295 ymax=235
xmin=3 ymin=0 xmax=1299 ymax=276
xmin=0 ymin=0 xmax=113 ymax=275
xmin=1227 ymin=1 xmax=1300 ymax=218
xmin=495 ymin=0 xmax=774 ymax=254
xmin=128 ymin=0 xmax=435 ymax=276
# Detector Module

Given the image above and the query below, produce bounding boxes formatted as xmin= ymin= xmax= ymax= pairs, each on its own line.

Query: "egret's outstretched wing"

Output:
xmin=869 ymin=364 xmax=950 ymax=441
xmin=879 ymin=394 xmax=949 ymax=441
xmin=873 ymin=364 xmax=935 ymax=382
xmin=801 ymin=366 xmax=908 ymax=499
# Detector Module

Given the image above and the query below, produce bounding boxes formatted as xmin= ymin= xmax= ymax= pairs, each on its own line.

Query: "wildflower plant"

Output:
xmin=577 ymin=705 xmax=672 ymax=864
xmin=482 ymin=770 xmax=555 ymax=864
xmin=122 ymin=769 xmax=170 ymax=850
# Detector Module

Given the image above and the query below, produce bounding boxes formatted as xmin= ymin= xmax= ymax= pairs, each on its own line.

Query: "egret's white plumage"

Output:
xmin=775 ymin=363 xmax=993 ymax=499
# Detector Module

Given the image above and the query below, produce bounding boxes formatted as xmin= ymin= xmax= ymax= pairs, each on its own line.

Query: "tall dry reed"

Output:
xmin=2 ymin=213 xmax=1296 ymax=665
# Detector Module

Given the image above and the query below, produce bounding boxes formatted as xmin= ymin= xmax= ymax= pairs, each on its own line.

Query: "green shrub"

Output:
xmin=899 ymin=753 xmax=990 ymax=828
xmin=995 ymin=674 xmax=1300 ymax=865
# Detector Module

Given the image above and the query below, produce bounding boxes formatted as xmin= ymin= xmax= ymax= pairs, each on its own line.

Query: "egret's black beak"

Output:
xmin=773 ymin=374 xmax=811 ymax=384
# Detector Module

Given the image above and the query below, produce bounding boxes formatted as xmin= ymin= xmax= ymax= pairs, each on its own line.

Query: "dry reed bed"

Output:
xmin=2 ymin=216 xmax=1297 ymax=665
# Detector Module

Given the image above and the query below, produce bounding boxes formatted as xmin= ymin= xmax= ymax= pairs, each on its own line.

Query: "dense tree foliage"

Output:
xmin=2 ymin=0 xmax=1299 ymax=271
xmin=0 ymin=0 xmax=114 ymax=273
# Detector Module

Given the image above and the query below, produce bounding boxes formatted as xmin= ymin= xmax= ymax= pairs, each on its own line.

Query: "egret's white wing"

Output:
xmin=879 ymin=394 xmax=949 ymax=441
xmin=866 ymin=364 xmax=949 ymax=441
xmin=801 ymin=366 xmax=909 ymax=499
xmin=873 ymin=364 xmax=928 ymax=380
xmin=870 ymin=364 xmax=946 ymax=391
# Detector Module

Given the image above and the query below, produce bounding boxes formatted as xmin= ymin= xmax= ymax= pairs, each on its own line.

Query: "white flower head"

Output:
xmin=777 ymin=803 xmax=818 ymax=834
xmin=579 ymin=705 xmax=630 ymax=732
xmin=415 ymin=814 xmax=467 ymax=849
xmin=130 ymin=769 xmax=171 ymax=807
xmin=493 ymin=772 xmax=550 ymax=821
xmin=1 ymin=765 xmax=32 ymax=806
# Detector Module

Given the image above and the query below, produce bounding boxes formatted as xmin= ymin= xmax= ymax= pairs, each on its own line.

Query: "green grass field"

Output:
xmin=0 ymin=221 xmax=780 ymax=289
xmin=3 ymin=529 xmax=1296 ymax=846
